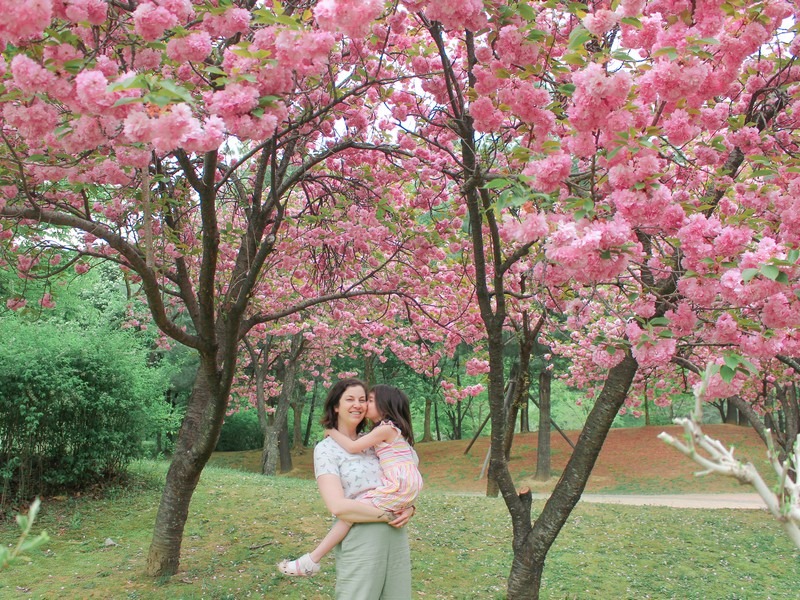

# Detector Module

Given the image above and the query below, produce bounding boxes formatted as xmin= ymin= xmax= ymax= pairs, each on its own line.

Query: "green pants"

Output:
xmin=334 ymin=521 xmax=411 ymax=600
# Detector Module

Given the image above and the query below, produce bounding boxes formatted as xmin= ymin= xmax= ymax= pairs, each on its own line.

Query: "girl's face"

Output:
xmin=335 ymin=385 xmax=368 ymax=429
xmin=366 ymin=393 xmax=382 ymax=422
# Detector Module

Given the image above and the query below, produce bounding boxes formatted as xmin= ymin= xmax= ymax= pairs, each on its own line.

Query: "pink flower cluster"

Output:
xmin=625 ymin=321 xmax=677 ymax=368
xmin=0 ymin=0 xmax=52 ymax=47
xmin=314 ymin=0 xmax=384 ymax=39
xmin=425 ymin=0 xmax=487 ymax=32
xmin=545 ymin=218 xmax=640 ymax=284
xmin=134 ymin=0 xmax=194 ymax=42
xmin=166 ymin=31 xmax=212 ymax=63
xmin=202 ymin=7 xmax=250 ymax=38
xmin=464 ymin=357 xmax=490 ymax=376
xmin=123 ymin=105 xmax=225 ymax=154
xmin=523 ymin=152 xmax=571 ymax=193
xmin=568 ymin=63 xmax=631 ymax=132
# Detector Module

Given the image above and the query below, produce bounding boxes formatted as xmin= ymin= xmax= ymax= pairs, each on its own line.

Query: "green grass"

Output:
xmin=2 ymin=460 xmax=797 ymax=599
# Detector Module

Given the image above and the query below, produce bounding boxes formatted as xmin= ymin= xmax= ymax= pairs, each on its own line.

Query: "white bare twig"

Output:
xmin=658 ymin=367 xmax=800 ymax=549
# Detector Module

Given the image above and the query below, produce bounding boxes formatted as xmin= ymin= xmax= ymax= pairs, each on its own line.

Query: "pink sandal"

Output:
xmin=277 ymin=553 xmax=321 ymax=577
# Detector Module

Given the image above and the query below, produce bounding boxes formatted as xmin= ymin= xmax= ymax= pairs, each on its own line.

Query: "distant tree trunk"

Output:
xmin=534 ymin=369 xmax=552 ymax=481
xmin=725 ymin=399 xmax=739 ymax=424
xmin=262 ymin=334 xmax=303 ymax=475
xmin=291 ymin=388 xmax=304 ymax=451
xmin=520 ymin=403 xmax=530 ymax=432
xmin=422 ymin=394 xmax=434 ymax=442
xmin=279 ymin=419 xmax=292 ymax=472
xmin=304 ymin=379 xmax=318 ymax=446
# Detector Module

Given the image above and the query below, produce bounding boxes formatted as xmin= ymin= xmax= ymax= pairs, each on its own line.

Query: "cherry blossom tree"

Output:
xmin=354 ymin=1 xmax=800 ymax=598
xmin=0 ymin=0 xmax=428 ymax=577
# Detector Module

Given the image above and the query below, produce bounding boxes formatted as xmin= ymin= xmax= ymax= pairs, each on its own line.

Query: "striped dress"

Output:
xmin=360 ymin=420 xmax=423 ymax=512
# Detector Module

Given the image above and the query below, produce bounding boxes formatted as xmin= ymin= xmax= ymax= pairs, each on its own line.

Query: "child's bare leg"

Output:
xmin=277 ymin=519 xmax=352 ymax=577
xmin=309 ymin=519 xmax=352 ymax=563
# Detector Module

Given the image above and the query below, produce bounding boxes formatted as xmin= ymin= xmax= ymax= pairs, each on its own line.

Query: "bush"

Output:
xmin=0 ymin=319 xmax=167 ymax=510
xmin=215 ymin=408 xmax=264 ymax=452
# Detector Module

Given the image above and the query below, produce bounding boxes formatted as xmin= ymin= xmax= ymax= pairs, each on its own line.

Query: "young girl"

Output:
xmin=277 ymin=384 xmax=423 ymax=577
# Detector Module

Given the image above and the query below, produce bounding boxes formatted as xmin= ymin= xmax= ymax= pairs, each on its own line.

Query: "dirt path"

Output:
xmin=532 ymin=492 xmax=766 ymax=509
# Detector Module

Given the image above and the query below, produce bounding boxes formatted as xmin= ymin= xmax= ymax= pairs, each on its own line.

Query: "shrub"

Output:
xmin=215 ymin=408 xmax=264 ymax=452
xmin=0 ymin=319 xmax=167 ymax=510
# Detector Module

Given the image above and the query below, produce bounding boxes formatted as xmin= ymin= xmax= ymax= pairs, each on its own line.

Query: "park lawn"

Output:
xmin=2 ymin=452 xmax=798 ymax=599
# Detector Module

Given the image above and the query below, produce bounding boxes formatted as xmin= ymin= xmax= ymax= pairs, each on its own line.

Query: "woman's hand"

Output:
xmin=388 ymin=505 xmax=415 ymax=528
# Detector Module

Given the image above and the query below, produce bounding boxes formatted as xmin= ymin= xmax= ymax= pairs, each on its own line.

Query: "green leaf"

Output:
xmin=518 ymin=2 xmax=536 ymax=20
xmin=719 ymin=364 xmax=736 ymax=383
xmin=557 ymin=83 xmax=576 ymax=96
xmin=760 ymin=264 xmax=781 ymax=281
xmin=620 ymin=17 xmax=642 ymax=28
xmin=568 ymin=26 xmax=592 ymax=50
xmin=483 ymin=178 xmax=510 ymax=190
xmin=648 ymin=316 xmax=670 ymax=326
xmin=741 ymin=268 xmax=759 ymax=282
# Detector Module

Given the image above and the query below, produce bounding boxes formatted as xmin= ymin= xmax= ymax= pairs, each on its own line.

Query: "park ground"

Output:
xmin=2 ymin=424 xmax=797 ymax=599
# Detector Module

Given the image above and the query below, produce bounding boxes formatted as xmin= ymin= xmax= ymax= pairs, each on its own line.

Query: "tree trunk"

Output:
xmin=421 ymin=393 xmax=434 ymax=442
xmin=291 ymin=391 xmax=304 ymax=451
xmin=279 ymin=418 xmax=292 ymax=472
xmin=504 ymin=353 xmax=639 ymax=599
xmin=534 ymin=369 xmax=551 ymax=481
xmin=520 ymin=403 xmax=530 ymax=433
xmin=146 ymin=363 xmax=226 ymax=576
xmin=261 ymin=336 xmax=302 ymax=475
xmin=304 ymin=379 xmax=318 ymax=446
xmin=725 ymin=399 xmax=739 ymax=424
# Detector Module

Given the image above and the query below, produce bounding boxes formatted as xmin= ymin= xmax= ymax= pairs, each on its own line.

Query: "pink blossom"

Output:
xmin=314 ymin=0 xmax=383 ymax=38
xmin=665 ymin=302 xmax=697 ymax=336
xmin=465 ymin=358 xmax=490 ymax=376
xmin=523 ymin=152 xmax=571 ymax=193
xmin=470 ymin=96 xmax=504 ymax=133
xmin=545 ymin=217 xmax=640 ymax=284
xmin=40 ymin=293 xmax=56 ymax=309
xmin=568 ymin=63 xmax=631 ymax=132
xmin=167 ymin=31 xmax=213 ymax=63
xmin=202 ymin=7 xmax=251 ymax=38
xmin=133 ymin=2 xmax=179 ymax=41
xmin=10 ymin=54 xmax=58 ymax=95
xmin=75 ymin=70 xmax=115 ymax=113
xmin=592 ymin=345 xmax=626 ymax=369
xmin=0 ymin=0 xmax=52 ymax=46
xmin=425 ymin=0 xmax=487 ymax=31
xmin=761 ymin=293 xmax=800 ymax=328
xmin=501 ymin=211 xmax=549 ymax=244
xmin=662 ymin=109 xmax=699 ymax=145
xmin=583 ymin=9 xmax=618 ymax=37
xmin=206 ymin=83 xmax=259 ymax=117
xmin=6 ymin=298 xmax=27 ymax=311
xmin=64 ymin=0 xmax=107 ymax=24
xmin=75 ymin=262 xmax=89 ymax=275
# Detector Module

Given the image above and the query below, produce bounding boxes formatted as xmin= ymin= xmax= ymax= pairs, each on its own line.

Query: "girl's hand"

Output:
xmin=388 ymin=505 xmax=415 ymax=528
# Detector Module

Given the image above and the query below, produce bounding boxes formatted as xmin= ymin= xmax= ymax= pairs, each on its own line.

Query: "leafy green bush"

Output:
xmin=215 ymin=408 xmax=264 ymax=452
xmin=0 ymin=318 xmax=168 ymax=510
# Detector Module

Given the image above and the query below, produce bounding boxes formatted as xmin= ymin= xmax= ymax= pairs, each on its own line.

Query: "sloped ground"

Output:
xmin=270 ymin=423 xmax=773 ymax=500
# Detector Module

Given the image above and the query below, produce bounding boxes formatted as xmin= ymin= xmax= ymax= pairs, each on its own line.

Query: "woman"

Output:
xmin=311 ymin=378 xmax=415 ymax=599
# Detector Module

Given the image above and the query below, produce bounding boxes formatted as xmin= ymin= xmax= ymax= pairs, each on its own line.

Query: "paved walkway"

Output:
xmin=530 ymin=493 xmax=766 ymax=509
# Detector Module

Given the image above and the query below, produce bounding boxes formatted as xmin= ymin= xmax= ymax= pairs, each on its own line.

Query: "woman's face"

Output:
xmin=366 ymin=393 xmax=381 ymax=422
xmin=334 ymin=385 xmax=368 ymax=429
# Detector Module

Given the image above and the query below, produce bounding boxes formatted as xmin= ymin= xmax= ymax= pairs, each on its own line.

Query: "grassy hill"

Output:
xmin=210 ymin=423 xmax=773 ymax=495
xmin=2 ymin=424 xmax=796 ymax=599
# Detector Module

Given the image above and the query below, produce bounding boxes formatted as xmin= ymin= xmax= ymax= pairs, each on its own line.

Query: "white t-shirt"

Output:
xmin=314 ymin=436 xmax=384 ymax=499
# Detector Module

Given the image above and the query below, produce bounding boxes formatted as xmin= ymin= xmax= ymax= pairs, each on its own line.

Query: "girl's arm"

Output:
xmin=316 ymin=474 xmax=394 ymax=523
xmin=326 ymin=425 xmax=394 ymax=454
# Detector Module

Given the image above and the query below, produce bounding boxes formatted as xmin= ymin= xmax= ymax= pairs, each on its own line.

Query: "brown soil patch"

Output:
xmin=279 ymin=423 xmax=771 ymax=495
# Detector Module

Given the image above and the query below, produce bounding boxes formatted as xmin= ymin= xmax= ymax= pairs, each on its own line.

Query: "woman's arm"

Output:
xmin=326 ymin=425 xmax=394 ymax=454
xmin=317 ymin=474 xmax=394 ymax=522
